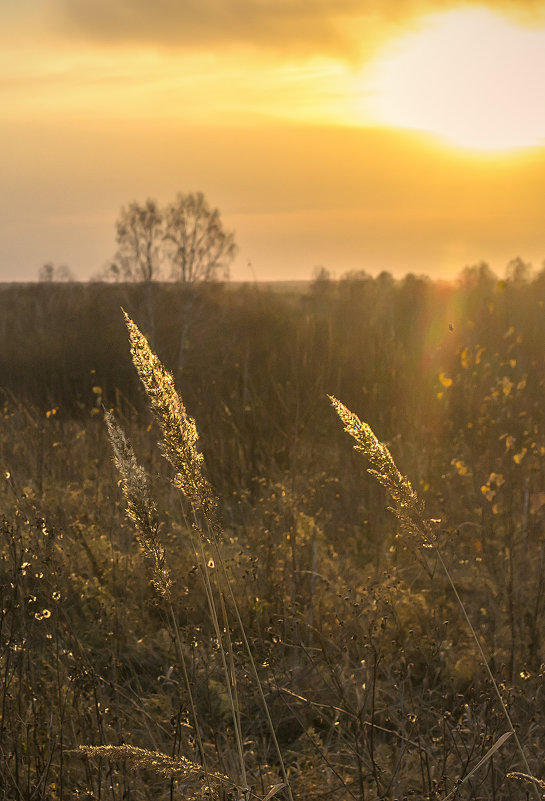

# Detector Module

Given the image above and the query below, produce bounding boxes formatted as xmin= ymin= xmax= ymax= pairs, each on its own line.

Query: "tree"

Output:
xmin=108 ymin=199 xmax=163 ymax=343
xmin=112 ymin=199 xmax=163 ymax=282
xmin=38 ymin=263 xmax=75 ymax=282
xmin=105 ymin=192 xmax=236 ymax=351
xmin=506 ymin=257 xmax=532 ymax=285
xmin=163 ymin=192 xmax=236 ymax=283
xmin=458 ymin=261 xmax=497 ymax=291
xmin=107 ymin=193 xmax=236 ymax=284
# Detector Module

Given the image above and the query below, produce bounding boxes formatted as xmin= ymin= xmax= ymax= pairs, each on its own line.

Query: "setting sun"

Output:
xmin=363 ymin=7 xmax=545 ymax=152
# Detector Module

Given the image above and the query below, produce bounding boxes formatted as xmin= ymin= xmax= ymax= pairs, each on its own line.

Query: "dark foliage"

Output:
xmin=2 ymin=268 xmax=545 ymax=799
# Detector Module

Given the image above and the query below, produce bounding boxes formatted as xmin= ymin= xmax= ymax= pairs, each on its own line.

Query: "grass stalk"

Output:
xmin=103 ymin=408 xmax=209 ymax=778
xmin=433 ymin=547 xmax=537 ymax=799
xmin=219 ymin=591 xmax=247 ymax=793
xmin=123 ymin=311 xmax=294 ymax=801
xmin=187 ymin=513 xmax=248 ymax=790
xmin=210 ymin=532 xmax=295 ymax=801
xmin=329 ymin=394 xmax=542 ymax=801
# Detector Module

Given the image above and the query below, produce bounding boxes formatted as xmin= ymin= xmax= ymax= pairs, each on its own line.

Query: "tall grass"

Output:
xmin=77 ymin=314 xmax=292 ymax=801
xmin=1 ymin=283 xmax=545 ymax=799
xmin=329 ymin=394 xmax=542 ymax=801
xmin=76 ymin=315 xmax=543 ymax=800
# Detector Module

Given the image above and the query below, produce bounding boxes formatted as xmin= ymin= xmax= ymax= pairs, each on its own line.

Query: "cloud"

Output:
xmin=45 ymin=0 xmax=545 ymax=61
xmin=49 ymin=0 xmax=367 ymax=56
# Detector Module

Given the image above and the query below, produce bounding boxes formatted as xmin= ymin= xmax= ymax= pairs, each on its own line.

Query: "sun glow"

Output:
xmin=362 ymin=8 xmax=545 ymax=152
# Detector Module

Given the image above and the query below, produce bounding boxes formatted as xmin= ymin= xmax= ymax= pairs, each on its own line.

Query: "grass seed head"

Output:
xmin=74 ymin=744 xmax=229 ymax=787
xmin=328 ymin=395 xmax=438 ymax=546
xmin=105 ymin=409 xmax=172 ymax=596
xmin=123 ymin=311 xmax=217 ymax=524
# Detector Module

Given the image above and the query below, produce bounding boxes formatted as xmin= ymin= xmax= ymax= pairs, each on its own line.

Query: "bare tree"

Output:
xmin=506 ymin=257 xmax=532 ymax=285
xmin=105 ymin=193 xmax=235 ymax=351
xmin=163 ymin=192 xmax=236 ymax=283
xmin=111 ymin=199 xmax=163 ymax=343
xmin=39 ymin=263 xmax=75 ymax=282
xmin=113 ymin=199 xmax=164 ymax=282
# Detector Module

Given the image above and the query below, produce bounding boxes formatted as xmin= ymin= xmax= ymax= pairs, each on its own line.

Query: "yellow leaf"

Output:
xmin=513 ymin=448 xmax=527 ymax=465
xmin=439 ymin=372 xmax=452 ymax=388
xmin=481 ymin=486 xmax=495 ymax=502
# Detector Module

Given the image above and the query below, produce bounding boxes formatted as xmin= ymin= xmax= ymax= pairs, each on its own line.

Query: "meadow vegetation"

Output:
xmin=2 ymin=264 xmax=545 ymax=799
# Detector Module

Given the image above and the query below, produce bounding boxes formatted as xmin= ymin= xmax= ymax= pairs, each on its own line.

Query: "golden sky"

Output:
xmin=2 ymin=0 xmax=545 ymax=281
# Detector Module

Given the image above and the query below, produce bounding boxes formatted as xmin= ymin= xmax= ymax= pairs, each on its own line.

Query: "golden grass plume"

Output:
xmin=104 ymin=409 xmax=171 ymax=596
xmin=123 ymin=310 xmax=217 ymax=523
xmin=328 ymin=395 xmax=438 ymax=546
xmin=74 ymin=744 xmax=229 ymax=786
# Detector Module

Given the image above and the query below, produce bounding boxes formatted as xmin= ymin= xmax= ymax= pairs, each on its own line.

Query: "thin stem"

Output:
xmin=210 ymin=533 xmax=295 ymax=801
xmin=165 ymin=596 xmax=209 ymax=781
xmin=434 ymin=547 xmax=540 ymax=801
xmin=220 ymin=591 xmax=247 ymax=792
xmin=193 ymin=525 xmax=247 ymax=790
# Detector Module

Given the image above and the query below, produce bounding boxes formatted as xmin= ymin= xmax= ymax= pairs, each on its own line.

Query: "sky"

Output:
xmin=2 ymin=0 xmax=545 ymax=282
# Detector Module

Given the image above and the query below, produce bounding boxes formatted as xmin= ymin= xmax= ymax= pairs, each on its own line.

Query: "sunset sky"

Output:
xmin=2 ymin=0 xmax=545 ymax=282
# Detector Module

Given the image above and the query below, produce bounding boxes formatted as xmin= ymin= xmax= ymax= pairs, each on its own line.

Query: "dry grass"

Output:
xmin=2 ymin=277 xmax=545 ymax=799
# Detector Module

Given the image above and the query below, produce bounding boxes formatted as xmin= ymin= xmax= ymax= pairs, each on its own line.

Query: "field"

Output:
xmin=2 ymin=268 xmax=545 ymax=800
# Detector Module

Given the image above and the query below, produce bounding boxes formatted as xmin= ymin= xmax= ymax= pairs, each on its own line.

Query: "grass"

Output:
xmin=2 ymin=279 xmax=545 ymax=799
xmin=77 ymin=314 xmax=544 ymax=799
xmin=329 ymin=394 xmax=541 ymax=801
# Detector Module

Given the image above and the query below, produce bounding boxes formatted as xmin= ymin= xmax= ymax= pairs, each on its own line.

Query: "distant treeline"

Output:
xmin=2 ymin=266 xmax=545 ymax=496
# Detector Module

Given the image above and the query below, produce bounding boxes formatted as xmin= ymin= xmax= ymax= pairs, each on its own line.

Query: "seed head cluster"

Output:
xmin=75 ymin=744 xmax=228 ymax=787
xmin=123 ymin=311 xmax=217 ymax=523
xmin=328 ymin=395 xmax=438 ymax=546
xmin=104 ymin=409 xmax=171 ymax=596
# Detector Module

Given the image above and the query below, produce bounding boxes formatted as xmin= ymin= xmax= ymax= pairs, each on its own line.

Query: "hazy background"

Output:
xmin=2 ymin=0 xmax=545 ymax=281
